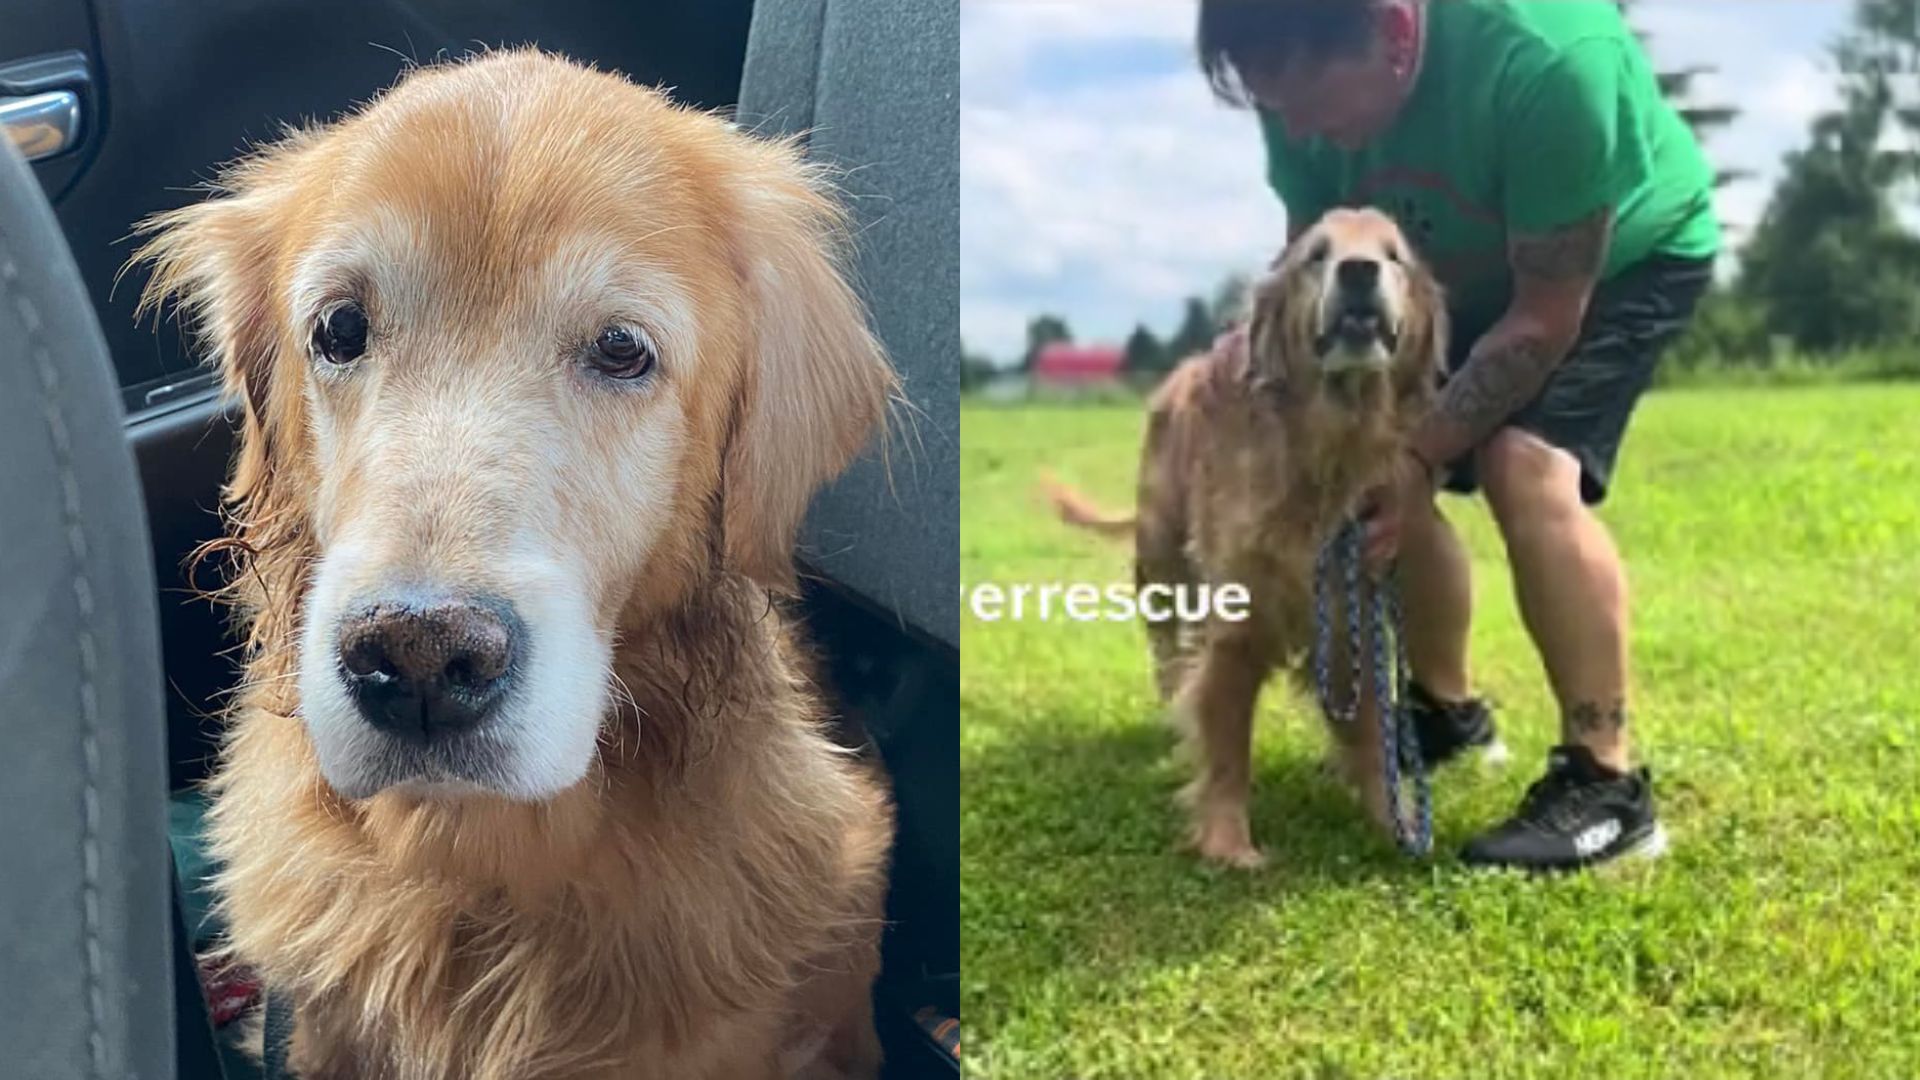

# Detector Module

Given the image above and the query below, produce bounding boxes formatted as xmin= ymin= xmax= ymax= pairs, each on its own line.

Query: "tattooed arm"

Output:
xmin=1409 ymin=207 xmax=1614 ymax=470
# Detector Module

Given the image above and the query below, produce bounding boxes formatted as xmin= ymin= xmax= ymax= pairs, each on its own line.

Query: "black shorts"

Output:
xmin=1440 ymin=254 xmax=1714 ymax=505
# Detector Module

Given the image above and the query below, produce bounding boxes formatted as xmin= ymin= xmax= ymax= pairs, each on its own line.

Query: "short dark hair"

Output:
xmin=1196 ymin=0 xmax=1383 ymax=107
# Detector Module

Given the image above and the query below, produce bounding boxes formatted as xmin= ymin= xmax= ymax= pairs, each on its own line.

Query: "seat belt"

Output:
xmin=262 ymin=991 xmax=295 ymax=1079
xmin=171 ymin=853 xmax=231 ymax=1079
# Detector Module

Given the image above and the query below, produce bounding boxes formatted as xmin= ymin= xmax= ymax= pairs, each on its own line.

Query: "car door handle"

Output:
xmin=0 ymin=51 xmax=91 ymax=163
xmin=2 ymin=90 xmax=81 ymax=160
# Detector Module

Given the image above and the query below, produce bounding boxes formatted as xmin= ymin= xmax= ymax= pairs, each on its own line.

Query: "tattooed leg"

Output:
xmin=1478 ymin=428 xmax=1633 ymax=772
xmin=1410 ymin=208 xmax=1634 ymax=768
xmin=1566 ymin=699 xmax=1628 ymax=737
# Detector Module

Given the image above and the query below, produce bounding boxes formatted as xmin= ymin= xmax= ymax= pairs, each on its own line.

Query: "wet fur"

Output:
xmin=133 ymin=50 xmax=895 ymax=1078
xmin=1047 ymin=209 xmax=1446 ymax=867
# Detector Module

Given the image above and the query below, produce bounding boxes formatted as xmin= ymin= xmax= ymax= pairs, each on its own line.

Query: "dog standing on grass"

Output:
xmin=1048 ymin=208 xmax=1445 ymax=868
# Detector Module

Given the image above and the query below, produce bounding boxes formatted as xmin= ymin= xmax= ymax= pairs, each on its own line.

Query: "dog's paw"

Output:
xmin=1189 ymin=818 xmax=1267 ymax=870
xmin=1203 ymin=841 xmax=1268 ymax=871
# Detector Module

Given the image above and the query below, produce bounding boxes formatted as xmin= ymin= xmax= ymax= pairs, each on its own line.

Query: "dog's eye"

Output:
xmin=1308 ymin=239 xmax=1331 ymax=265
xmin=313 ymin=302 xmax=369 ymax=365
xmin=589 ymin=326 xmax=656 ymax=380
xmin=1385 ymin=245 xmax=1403 ymax=265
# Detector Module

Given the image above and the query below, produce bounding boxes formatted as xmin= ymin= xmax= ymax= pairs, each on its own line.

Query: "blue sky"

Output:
xmin=961 ymin=1 xmax=1860 ymax=361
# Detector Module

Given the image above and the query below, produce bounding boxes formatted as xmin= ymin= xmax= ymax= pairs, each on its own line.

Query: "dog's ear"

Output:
xmin=130 ymin=143 xmax=319 ymax=618
xmin=1396 ymin=262 xmax=1450 ymax=403
xmin=719 ymin=140 xmax=897 ymax=594
xmin=133 ymin=180 xmax=292 ymax=514
xmin=1242 ymin=271 xmax=1303 ymax=395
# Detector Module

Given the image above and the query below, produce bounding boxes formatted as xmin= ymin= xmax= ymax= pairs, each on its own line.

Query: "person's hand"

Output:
xmin=1359 ymin=448 xmax=1437 ymax=574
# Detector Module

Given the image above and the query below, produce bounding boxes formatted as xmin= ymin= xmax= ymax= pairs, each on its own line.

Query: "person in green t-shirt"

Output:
xmin=1196 ymin=0 xmax=1719 ymax=872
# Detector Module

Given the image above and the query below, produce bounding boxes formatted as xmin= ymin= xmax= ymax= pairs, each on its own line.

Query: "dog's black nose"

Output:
xmin=337 ymin=596 xmax=520 ymax=742
xmin=1336 ymin=257 xmax=1380 ymax=296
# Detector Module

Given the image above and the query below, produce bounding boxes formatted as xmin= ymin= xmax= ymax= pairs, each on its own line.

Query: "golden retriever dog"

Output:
xmin=132 ymin=49 xmax=897 ymax=1079
xmin=1047 ymin=208 xmax=1444 ymax=868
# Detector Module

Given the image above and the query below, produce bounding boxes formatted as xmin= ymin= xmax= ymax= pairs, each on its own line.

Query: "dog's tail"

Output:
xmin=1040 ymin=471 xmax=1135 ymax=539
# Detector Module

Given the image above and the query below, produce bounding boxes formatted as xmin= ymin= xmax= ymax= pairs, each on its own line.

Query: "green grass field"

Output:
xmin=960 ymin=384 xmax=1920 ymax=1079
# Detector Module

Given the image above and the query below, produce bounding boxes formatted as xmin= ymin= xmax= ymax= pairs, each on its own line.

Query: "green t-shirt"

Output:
xmin=1260 ymin=0 xmax=1720 ymax=329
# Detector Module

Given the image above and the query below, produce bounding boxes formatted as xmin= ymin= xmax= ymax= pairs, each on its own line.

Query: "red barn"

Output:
xmin=1032 ymin=342 xmax=1123 ymax=386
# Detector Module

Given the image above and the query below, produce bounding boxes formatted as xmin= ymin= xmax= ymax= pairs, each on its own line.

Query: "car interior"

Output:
xmin=0 ymin=1 xmax=958 ymax=1076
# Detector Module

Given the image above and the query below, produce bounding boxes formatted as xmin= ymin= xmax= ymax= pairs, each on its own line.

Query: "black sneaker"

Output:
xmin=1405 ymin=681 xmax=1505 ymax=769
xmin=1460 ymin=744 xmax=1669 ymax=872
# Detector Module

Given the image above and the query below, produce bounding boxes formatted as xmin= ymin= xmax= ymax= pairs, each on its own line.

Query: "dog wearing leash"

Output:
xmin=1047 ymin=207 xmax=1445 ymax=868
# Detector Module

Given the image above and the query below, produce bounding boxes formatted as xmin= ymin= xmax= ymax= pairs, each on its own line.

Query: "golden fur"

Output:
xmin=1047 ymin=208 xmax=1445 ymax=868
xmin=133 ymin=49 xmax=896 ymax=1078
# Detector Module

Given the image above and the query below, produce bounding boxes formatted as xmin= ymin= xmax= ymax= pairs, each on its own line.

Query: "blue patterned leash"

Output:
xmin=1312 ymin=518 xmax=1434 ymax=856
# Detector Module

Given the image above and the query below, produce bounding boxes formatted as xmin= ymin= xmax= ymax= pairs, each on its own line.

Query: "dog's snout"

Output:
xmin=338 ymin=596 xmax=521 ymax=742
xmin=1336 ymin=257 xmax=1380 ymax=296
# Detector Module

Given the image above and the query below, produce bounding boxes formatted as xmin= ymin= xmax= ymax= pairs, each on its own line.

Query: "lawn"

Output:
xmin=960 ymin=384 xmax=1920 ymax=1079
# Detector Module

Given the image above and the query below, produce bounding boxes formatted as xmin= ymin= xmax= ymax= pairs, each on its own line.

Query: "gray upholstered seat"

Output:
xmin=0 ymin=138 xmax=174 ymax=1079
xmin=738 ymin=0 xmax=960 ymax=651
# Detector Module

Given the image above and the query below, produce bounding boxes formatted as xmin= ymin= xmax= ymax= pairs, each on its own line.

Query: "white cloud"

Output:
xmin=1759 ymin=56 xmax=1843 ymax=129
xmin=961 ymin=20 xmax=1290 ymax=357
xmin=962 ymin=62 xmax=1288 ymax=355
xmin=962 ymin=0 xmax=1189 ymax=48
